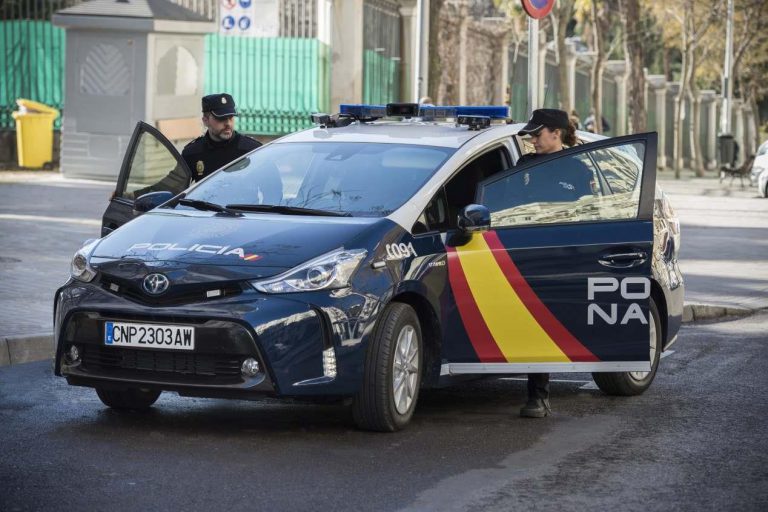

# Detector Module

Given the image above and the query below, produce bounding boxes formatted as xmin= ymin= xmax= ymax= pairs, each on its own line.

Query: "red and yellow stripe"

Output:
xmin=447 ymin=231 xmax=598 ymax=363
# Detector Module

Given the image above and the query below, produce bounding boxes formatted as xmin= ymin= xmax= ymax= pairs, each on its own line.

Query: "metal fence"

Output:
xmin=363 ymin=0 xmax=401 ymax=104
xmin=0 ymin=0 xmax=76 ymax=129
xmin=1 ymin=0 xmax=326 ymax=134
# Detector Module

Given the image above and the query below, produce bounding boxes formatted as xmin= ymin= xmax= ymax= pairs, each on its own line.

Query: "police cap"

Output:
xmin=518 ymin=108 xmax=569 ymax=135
xmin=202 ymin=93 xmax=238 ymax=118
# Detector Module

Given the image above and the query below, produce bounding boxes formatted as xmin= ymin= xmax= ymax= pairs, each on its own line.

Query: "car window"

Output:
xmin=480 ymin=142 xmax=645 ymax=228
xmin=434 ymin=146 xmax=510 ymax=230
xmin=186 ymin=142 xmax=455 ymax=217
xmin=123 ymin=131 xmax=187 ymax=198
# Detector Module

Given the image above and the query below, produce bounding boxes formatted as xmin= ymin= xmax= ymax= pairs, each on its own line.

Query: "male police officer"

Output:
xmin=184 ymin=93 xmax=261 ymax=181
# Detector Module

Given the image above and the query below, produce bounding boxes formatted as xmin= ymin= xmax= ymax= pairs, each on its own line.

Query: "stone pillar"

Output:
xmin=698 ymin=90 xmax=717 ymax=170
xmin=733 ymin=99 xmax=745 ymax=166
xmin=565 ymin=41 xmax=577 ymax=113
xmin=330 ymin=0 xmax=364 ymax=111
xmin=458 ymin=4 xmax=469 ymax=104
xmin=646 ymin=75 xmax=667 ymax=169
xmin=708 ymin=96 xmax=719 ymax=169
xmin=399 ymin=1 xmax=418 ymax=103
xmin=496 ymin=31 xmax=510 ymax=105
xmin=606 ymin=60 xmax=627 ymax=135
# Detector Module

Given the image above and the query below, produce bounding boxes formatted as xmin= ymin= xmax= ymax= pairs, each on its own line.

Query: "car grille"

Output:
xmin=100 ymin=276 xmax=244 ymax=306
xmin=80 ymin=345 xmax=243 ymax=383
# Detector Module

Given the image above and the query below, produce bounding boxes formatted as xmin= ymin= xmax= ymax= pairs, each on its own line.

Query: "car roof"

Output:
xmin=273 ymin=121 xmax=532 ymax=149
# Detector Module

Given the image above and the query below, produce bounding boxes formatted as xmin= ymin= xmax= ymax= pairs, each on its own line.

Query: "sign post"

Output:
xmin=520 ymin=0 xmax=555 ymax=117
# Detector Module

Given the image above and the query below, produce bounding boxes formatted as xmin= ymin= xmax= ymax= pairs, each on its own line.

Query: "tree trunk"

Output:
xmin=590 ymin=1 xmax=606 ymax=133
xmin=688 ymin=49 xmax=704 ymax=176
xmin=427 ymin=0 xmax=445 ymax=103
xmin=554 ymin=0 xmax=574 ymax=112
xmin=622 ymin=0 xmax=646 ymax=132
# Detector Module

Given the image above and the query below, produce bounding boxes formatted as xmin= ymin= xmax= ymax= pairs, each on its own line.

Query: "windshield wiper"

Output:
xmin=226 ymin=204 xmax=352 ymax=217
xmin=177 ymin=198 xmax=242 ymax=216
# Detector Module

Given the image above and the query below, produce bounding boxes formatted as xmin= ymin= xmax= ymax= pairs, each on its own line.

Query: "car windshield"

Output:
xmin=757 ymin=142 xmax=768 ymax=157
xmin=185 ymin=142 xmax=455 ymax=217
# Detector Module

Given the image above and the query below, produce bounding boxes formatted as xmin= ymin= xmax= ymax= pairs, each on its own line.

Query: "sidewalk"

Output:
xmin=656 ymin=167 xmax=768 ymax=316
xmin=1 ymin=168 xmax=766 ymax=366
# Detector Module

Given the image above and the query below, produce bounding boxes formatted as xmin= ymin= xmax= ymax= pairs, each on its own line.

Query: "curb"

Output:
xmin=0 ymin=304 xmax=757 ymax=368
xmin=682 ymin=303 xmax=754 ymax=323
xmin=1 ymin=333 xmax=53 ymax=367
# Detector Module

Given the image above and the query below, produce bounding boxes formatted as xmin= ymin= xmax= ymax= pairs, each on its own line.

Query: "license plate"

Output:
xmin=104 ymin=321 xmax=195 ymax=351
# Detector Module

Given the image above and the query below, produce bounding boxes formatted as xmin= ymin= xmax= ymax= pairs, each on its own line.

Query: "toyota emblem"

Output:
xmin=142 ymin=273 xmax=170 ymax=295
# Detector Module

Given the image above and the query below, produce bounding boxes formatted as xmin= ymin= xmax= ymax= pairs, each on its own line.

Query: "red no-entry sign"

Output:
xmin=521 ymin=0 xmax=555 ymax=19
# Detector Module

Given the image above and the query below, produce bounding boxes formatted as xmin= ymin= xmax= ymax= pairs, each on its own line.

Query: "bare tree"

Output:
xmin=550 ymin=0 xmax=576 ymax=112
xmin=588 ymin=0 xmax=618 ymax=134
xmin=669 ymin=0 xmax=721 ymax=177
xmin=731 ymin=0 xmax=768 ymax=152
xmin=621 ymin=0 xmax=646 ymax=133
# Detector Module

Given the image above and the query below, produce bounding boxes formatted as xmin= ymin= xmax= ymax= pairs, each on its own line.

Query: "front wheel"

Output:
xmin=592 ymin=299 xmax=662 ymax=396
xmin=96 ymin=387 xmax=161 ymax=410
xmin=352 ymin=303 xmax=422 ymax=432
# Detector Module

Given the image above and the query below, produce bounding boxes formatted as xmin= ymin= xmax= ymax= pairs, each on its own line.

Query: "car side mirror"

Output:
xmin=457 ymin=204 xmax=491 ymax=233
xmin=134 ymin=191 xmax=174 ymax=213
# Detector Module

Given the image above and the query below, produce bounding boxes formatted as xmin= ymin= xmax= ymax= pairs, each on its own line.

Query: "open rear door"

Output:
xmin=101 ymin=121 xmax=191 ymax=236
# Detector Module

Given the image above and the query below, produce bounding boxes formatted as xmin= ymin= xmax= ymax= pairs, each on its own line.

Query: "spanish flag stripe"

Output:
xmin=446 ymin=246 xmax=506 ymax=362
xmin=454 ymin=234 xmax=569 ymax=362
xmin=483 ymin=231 xmax=599 ymax=362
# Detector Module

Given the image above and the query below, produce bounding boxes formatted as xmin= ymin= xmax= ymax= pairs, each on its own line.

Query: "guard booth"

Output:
xmin=53 ymin=0 xmax=215 ymax=180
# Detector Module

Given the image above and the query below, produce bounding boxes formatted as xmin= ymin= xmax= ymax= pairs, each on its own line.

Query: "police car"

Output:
xmin=54 ymin=103 xmax=684 ymax=431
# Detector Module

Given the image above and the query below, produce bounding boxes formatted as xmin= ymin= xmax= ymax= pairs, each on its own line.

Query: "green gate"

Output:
xmin=362 ymin=0 xmax=401 ymax=104
xmin=205 ymin=35 xmax=330 ymax=135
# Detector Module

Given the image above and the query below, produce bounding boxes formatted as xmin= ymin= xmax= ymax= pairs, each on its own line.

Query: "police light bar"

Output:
xmin=338 ymin=103 xmax=510 ymax=122
xmin=457 ymin=115 xmax=491 ymax=130
xmin=419 ymin=105 xmax=509 ymax=119
xmin=339 ymin=104 xmax=388 ymax=120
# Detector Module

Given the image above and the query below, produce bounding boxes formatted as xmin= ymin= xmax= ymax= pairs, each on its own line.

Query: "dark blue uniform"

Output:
xmin=183 ymin=131 xmax=261 ymax=181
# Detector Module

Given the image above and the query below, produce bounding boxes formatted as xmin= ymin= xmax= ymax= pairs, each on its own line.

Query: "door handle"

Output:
xmin=598 ymin=252 xmax=648 ymax=268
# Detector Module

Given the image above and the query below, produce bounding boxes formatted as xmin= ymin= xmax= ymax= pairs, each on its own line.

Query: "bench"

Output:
xmin=719 ymin=154 xmax=755 ymax=188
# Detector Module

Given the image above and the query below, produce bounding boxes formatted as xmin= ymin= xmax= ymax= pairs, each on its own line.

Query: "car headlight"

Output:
xmin=252 ymin=248 xmax=367 ymax=293
xmin=70 ymin=239 xmax=99 ymax=283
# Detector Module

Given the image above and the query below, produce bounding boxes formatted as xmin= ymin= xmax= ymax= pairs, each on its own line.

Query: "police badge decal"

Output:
xmin=196 ymin=160 xmax=204 ymax=176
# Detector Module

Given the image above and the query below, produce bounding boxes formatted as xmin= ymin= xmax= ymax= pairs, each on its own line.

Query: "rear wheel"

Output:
xmin=352 ymin=303 xmax=422 ymax=432
xmin=96 ymin=387 xmax=161 ymax=410
xmin=592 ymin=299 xmax=661 ymax=396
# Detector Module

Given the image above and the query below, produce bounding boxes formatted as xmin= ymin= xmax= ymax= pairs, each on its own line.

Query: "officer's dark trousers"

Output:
xmin=527 ymin=373 xmax=550 ymax=400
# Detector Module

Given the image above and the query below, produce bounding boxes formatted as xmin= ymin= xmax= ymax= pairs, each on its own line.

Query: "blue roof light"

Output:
xmin=419 ymin=105 xmax=510 ymax=119
xmin=339 ymin=104 xmax=510 ymax=121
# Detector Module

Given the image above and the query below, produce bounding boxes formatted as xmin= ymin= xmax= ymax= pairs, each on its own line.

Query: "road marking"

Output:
xmin=661 ymin=350 xmax=675 ymax=359
xmin=0 ymin=213 xmax=100 ymax=226
xmin=500 ymin=377 xmax=591 ymax=384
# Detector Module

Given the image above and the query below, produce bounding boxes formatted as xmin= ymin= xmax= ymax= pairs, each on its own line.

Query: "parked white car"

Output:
xmin=749 ymin=140 xmax=768 ymax=197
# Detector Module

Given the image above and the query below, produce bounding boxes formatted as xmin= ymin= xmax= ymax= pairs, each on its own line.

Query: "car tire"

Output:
xmin=96 ymin=387 xmax=161 ymax=410
xmin=352 ymin=302 xmax=422 ymax=432
xmin=592 ymin=298 xmax=661 ymax=396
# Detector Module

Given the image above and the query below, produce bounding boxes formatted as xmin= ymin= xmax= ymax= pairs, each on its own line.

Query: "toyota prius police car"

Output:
xmin=54 ymin=103 xmax=684 ymax=431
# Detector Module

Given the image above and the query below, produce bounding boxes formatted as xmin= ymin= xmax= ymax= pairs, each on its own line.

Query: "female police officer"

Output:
xmin=515 ymin=108 xmax=584 ymax=418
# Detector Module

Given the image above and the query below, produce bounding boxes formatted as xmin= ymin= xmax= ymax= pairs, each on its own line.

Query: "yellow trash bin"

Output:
xmin=12 ymin=99 xmax=60 ymax=169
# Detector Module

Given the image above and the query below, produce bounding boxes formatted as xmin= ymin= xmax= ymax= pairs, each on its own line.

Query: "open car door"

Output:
xmin=445 ymin=133 xmax=657 ymax=374
xmin=101 ymin=121 xmax=192 ymax=236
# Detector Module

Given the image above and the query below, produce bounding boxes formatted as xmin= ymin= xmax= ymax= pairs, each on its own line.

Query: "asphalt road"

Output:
xmin=2 ymin=311 xmax=767 ymax=512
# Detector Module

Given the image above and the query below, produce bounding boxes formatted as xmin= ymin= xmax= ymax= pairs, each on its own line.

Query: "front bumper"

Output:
xmin=54 ymin=281 xmax=381 ymax=399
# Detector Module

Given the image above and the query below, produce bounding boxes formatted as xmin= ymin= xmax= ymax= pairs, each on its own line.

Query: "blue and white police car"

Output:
xmin=55 ymin=104 xmax=684 ymax=431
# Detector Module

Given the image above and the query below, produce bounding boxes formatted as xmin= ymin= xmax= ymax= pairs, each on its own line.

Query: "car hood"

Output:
xmin=92 ymin=210 xmax=380 ymax=278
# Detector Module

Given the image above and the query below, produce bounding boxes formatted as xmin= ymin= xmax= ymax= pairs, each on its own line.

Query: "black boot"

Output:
xmin=520 ymin=373 xmax=551 ymax=418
